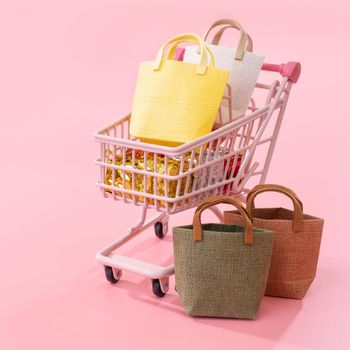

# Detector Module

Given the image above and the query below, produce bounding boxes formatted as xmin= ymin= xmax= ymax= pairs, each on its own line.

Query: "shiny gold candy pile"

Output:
xmin=104 ymin=149 xmax=194 ymax=206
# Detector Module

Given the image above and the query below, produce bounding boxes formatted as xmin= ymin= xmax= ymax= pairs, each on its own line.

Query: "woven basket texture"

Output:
xmin=173 ymin=223 xmax=273 ymax=318
xmin=224 ymin=208 xmax=324 ymax=299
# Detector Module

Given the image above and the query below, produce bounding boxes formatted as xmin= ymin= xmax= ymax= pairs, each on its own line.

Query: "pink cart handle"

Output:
xmin=174 ymin=46 xmax=185 ymax=61
xmin=175 ymin=47 xmax=301 ymax=84
xmin=262 ymin=62 xmax=301 ymax=83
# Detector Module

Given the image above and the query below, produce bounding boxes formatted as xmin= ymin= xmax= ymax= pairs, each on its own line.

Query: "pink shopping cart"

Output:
xmin=93 ymin=61 xmax=301 ymax=297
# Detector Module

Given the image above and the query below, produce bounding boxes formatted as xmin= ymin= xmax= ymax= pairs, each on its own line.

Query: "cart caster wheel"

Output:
xmin=154 ymin=222 xmax=164 ymax=239
xmin=104 ymin=266 xmax=121 ymax=284
xmin=152 ymin=279 xmax=166 ymax=297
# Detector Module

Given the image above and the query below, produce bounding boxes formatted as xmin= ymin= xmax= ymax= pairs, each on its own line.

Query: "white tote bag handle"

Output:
xmin=210 ymin=25 xmax=253 ymax=52
xmin=203 ymin=19 xmax=251 ymax=60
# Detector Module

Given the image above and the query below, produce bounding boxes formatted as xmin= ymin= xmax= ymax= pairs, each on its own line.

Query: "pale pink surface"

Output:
xmin=1 ymin=1 xmax=349 ymax=349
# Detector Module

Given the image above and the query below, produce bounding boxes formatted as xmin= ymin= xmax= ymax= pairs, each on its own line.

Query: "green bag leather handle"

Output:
xmin=193 ymin=195 xmax=253 ymax=244
xmin=246 ymin=184 xmax=304 ymax=232
xmin=203 ymin=19 xmax=250 ymax=60
xmin=153 ymin=33 xmax=215 ymax=75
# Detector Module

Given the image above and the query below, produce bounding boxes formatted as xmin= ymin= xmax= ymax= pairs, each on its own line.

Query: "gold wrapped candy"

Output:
xmin=104 ymin=147 xmax=243 ymax=206
xmin=104 ymin=149 xmax=194 ymax=206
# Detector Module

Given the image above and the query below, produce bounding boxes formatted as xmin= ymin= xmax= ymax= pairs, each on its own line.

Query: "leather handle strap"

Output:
xmin=153 ymin=33 xmax=214 ymax=75
xmin=193 ymin=196 xmax=253 ymax=244
xmin=211 ymin=25 xmax=253 ymax=52
xmin=203 ymin=19 xmax=249 ymax=60
xmin=246 ymin=184 xmax=304 ymax=232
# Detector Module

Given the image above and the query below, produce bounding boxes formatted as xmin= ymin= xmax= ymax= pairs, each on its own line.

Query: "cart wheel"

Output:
xmin=104 ymin=266 xmax=121 ymax=284
xmin=152 ymin=279 xmax=166 ymax=297
xmin=154 ymin=222 xmax=164 ymax=239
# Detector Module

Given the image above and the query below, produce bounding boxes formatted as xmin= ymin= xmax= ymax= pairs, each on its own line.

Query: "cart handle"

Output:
xmin=262 ymin=62 xmax=301 ymax=83
xmin=174 ymin=46 xmax=301 ymax=83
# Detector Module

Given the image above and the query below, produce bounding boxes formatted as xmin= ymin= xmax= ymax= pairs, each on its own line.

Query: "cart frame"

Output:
xmin=93 ymin=61 xmax=301 ymax=296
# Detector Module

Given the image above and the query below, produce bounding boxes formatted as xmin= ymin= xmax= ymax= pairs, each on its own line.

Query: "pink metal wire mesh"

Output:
xmin=94 ymin=67 xmax=293 ymax=214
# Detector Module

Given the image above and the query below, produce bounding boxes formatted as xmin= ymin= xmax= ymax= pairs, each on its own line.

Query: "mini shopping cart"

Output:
xmin=93 ymin=61 xmax=301 ymax=297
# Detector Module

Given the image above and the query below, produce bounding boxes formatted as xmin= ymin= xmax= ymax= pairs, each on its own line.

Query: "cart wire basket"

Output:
xmin=93 ymin=61 xmax=301 ymax=297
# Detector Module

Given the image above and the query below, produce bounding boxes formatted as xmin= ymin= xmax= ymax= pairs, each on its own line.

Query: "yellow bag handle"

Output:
xmin=152 ymin=33 xmax=214 ymax=75
xmin=203 ymin=19 xmax=250 ymax=60
xmin=166 ymin=39 xmax=216 ymax=66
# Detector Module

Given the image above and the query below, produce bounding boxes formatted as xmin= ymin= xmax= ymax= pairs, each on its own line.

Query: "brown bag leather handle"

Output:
xmin=246 ymin=184 xmax=304 ymax=232
xmin=203 ymin=19 xmax=249 ymax=60
xmin=211 ymin=25 xmax=253 ymax=52
xmin=193 ymin=196 xmax=253 ymax=244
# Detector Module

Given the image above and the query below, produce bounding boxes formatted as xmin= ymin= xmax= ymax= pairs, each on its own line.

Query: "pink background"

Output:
xmin=1 ymin=0 xmax=349 ymax=349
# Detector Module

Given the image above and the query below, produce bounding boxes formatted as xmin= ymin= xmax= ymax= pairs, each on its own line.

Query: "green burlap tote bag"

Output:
xmin=224 ymin=184 xmax=324 ymax=299
xmin=173 ymin=196 xmax=274 ymax=319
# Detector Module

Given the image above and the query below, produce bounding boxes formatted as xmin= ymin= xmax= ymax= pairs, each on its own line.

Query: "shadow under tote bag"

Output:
xmin=224 ymin=184 xmax=324 ymax=299
xmin=183 ymin=19 xmax=264 ymax=123
xmin=130 ymin=33 xmax=229 ymax=147
xmin=173 ymin=196 xmax=274 ymax=319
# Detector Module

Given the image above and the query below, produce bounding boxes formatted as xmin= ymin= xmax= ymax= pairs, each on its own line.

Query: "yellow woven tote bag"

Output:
xmin=130 ymin=33 xmax=229 ymax=147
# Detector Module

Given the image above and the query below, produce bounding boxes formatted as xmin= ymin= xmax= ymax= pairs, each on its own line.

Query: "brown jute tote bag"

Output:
xmin=173 ymin=196 xmax=274 ymax=319
xmin=224 ymin=184 xmax=324 ymax=299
